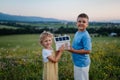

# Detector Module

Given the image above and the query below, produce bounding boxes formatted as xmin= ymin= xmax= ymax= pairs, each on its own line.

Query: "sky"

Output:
xmin=0 ymin=0 xmax=120 ymax=21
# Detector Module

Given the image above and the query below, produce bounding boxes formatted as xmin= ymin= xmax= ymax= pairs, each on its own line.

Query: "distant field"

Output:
xmin=0 ymin=34 xmax=120 ymax=80
xmin=0 ymin=22 xmax=74 ymax=29
xmin=0 ymin=25 xmax=18 ymax=29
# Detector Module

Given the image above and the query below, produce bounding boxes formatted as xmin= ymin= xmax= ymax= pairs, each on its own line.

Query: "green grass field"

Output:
xmin=0 ymin=34 xmax=120 ymax=80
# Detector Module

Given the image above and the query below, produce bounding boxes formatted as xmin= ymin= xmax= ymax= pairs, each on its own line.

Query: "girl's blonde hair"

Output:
xmin=39 ymin=31 xmax=53 ymax=45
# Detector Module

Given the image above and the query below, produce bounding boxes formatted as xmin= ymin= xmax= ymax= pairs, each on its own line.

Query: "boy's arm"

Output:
xmin=67 ymin=47 xmax=90 ymax=54
xmin=69 ymin=34 xmax=91 ymax=54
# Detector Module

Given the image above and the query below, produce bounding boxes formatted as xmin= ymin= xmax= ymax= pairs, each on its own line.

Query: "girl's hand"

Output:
xmin=59 ymin=44 xmax=65 ymax=52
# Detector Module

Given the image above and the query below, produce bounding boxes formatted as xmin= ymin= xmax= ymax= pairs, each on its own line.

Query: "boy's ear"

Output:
xmin=87 ymin=22 xmax=89 ymax=26
xmin=76 ymin=22 xmax=77 ymax=26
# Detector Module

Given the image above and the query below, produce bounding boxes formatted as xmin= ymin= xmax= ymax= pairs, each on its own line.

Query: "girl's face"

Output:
xmin=42 ymin=36 xmax=53 ymax=49
xmin=76 ymin=17 xmax=88 ymax=31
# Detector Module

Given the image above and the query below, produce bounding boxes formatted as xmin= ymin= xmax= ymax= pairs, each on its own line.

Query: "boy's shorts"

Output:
xmin=74 ymin=65 xmax=90 ymax=80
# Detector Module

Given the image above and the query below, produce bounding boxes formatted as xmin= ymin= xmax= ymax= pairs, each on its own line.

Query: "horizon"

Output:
xmin=0 ymin=11 xmax=120 ymax=23
xmin=0 ymin=0 xmax=120 ymax=22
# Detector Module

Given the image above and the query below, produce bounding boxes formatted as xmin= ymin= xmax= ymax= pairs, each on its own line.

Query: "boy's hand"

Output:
xmin=67 ymin=46 xmax=74 ymax=52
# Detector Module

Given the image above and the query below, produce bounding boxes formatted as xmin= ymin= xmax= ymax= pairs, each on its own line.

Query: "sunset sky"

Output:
xmin=0 ymin=0 xmax=120 ymax=21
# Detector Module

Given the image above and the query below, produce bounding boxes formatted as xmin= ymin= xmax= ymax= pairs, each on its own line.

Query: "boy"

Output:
xmin=67 ymin=13 xmax=92 ymax=80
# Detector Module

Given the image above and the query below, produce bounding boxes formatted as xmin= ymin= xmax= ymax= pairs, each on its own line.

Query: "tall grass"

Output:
xmin=0 ymin=34 xmax=120 ymax=80
xmin=90 ymin=37 xmax=120 ymax=80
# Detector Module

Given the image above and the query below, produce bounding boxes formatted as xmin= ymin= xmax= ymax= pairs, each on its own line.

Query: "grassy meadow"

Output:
xmin=0 ymin=34 xmax=120 ymax=80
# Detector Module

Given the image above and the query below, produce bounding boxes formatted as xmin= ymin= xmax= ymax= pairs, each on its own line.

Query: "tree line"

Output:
xmin=0 ymin=21 xmax=120 ymax=36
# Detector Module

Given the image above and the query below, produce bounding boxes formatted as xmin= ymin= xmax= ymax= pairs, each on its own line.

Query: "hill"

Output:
xmin=0 ymin=12 xmax=65 ymax=22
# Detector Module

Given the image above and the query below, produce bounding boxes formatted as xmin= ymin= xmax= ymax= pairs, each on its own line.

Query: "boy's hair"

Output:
xmin=77 ymin=13 xmax=89 ymax=21
xmin=39 ymin=31 xmax=53 ymax=45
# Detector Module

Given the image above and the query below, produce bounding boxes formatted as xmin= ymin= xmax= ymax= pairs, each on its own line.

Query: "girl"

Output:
xmin=39 ymin=31 xmax=64 ymax=80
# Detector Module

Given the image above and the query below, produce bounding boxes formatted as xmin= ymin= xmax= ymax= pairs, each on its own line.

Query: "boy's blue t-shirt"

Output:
xmin=72 ymin=30 xmax=92 ymax=67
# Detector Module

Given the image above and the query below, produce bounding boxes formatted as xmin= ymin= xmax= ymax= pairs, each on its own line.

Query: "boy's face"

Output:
xmin=76 ymin=17 xmax=88 ymax=31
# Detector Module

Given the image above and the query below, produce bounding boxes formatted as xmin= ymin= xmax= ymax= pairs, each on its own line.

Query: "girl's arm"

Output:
xmin=47 ymin=45 xmax=64 ymax=63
